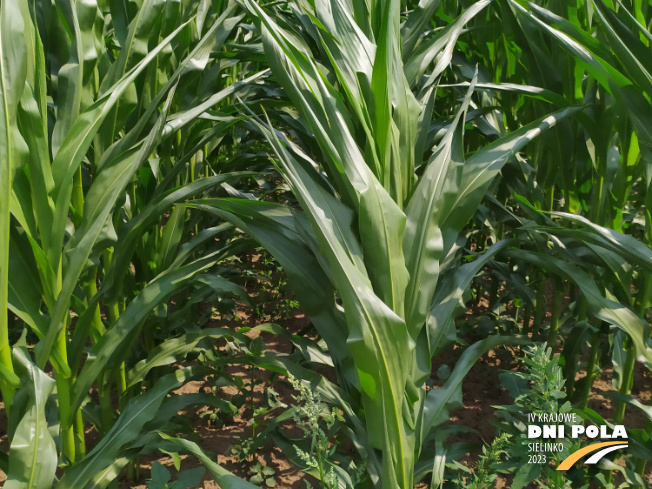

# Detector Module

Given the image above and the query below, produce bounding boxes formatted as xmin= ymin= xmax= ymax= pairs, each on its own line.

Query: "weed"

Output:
xmin=450 ymin=432 xmax=512 ymax=489
xmin=248 ymin=462 xmax=277 ymax=487
xmin=257 ymin=252 xmax=301 ymax=321
xmin=453 ymin=344 xmax=582 ymax=489
xmin=287 ymin=374 xmax=342 ymax=489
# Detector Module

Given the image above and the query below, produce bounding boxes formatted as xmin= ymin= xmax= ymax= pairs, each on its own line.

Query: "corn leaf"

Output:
xmin=4 ymin=348 xmax=57 ymax=489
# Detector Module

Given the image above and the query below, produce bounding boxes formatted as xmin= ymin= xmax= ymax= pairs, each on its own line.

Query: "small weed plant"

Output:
xmin=287 ymin=374 xmax=366 ymax=489
xmin=248 ymin=462 xmax=277 ymax=487
xmin=256 ymin=252 xmax=301 ymax=321
xmin=450 ymin=344 xmax=580 ymax=489
xmin=288 ymin=373 xmax=339 ymax=489
xmin=450 ymin=432 xmax=512 ymax=489
xmin=498 ymin=344 xmax=580 ymax=488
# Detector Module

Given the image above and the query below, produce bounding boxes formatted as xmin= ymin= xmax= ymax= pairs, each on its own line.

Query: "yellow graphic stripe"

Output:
xmin=557 ymin=441 xmax=627 ymax=470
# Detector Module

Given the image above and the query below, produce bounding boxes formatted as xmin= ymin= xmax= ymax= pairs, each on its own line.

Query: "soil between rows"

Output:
xmin=0 ymin=299 xmax=650 ymax=488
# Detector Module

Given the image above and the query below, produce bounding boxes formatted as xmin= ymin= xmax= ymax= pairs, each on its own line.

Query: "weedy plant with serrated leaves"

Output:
xmin=489 ymin=344 xmax=580 ymax=489
xmin=449 ymin=432 xmax=512 ymax=489
xmin=288 ymin=373 xmax=342 ymax=489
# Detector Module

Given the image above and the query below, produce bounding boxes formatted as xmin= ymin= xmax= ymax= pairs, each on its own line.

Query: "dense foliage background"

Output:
xmin=1 ymin=0 xmax=651 ymax=487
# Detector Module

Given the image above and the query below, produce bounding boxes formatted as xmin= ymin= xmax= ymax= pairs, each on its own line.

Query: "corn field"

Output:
xmin=1 ymin=0 xmax=651 ymax=487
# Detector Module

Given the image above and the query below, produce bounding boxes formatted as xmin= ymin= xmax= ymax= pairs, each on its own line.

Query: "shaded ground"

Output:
xmin=0 ymin=279 xmax=651 ymax=488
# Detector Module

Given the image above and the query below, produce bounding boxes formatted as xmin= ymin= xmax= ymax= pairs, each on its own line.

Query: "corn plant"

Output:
xmin=193 ymin=0 xmax=579 ymax=486
xmin=435 ymin=0 xmax=652 ymax=421
xmin=506 ymin=0 xmax=652 ymax=478
xmin=439 ymin=3 xmax=652 ymax=481
xmin=0 ymin=0 xmax=271 ymax=486
xmin=3 ymin=0 xmax=651 ymax=487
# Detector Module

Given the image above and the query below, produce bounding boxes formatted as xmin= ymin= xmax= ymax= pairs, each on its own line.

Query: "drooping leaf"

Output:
xmin=4 ymin=348 xmax=57 ymax=489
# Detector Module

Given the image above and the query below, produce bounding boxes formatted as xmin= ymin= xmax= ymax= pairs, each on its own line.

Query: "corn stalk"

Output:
xmin=2 ymin=0 xmax=268 ymax=485
xmin=195 ymin=0 xmax=578 ymax=485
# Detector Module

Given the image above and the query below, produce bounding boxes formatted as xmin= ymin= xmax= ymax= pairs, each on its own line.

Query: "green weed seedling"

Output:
xmin=248 ymin=462 xmax=277 ymax=487
xmin=229 ymin=404 xmax=273 ymax=463
xmin=257 ymin=252 xmax=300 ymax=321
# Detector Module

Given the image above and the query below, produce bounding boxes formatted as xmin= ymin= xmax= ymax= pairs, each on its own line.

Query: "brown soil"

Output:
xmin=115 ymin=308 xmax=319 ymax=489
xmin=1 ymin=282 xmax=651 ymax=488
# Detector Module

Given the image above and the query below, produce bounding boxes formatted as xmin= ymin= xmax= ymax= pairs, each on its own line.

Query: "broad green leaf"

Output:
xmin=591 ymin=0 xmax=652 ymax=97
xmin=608 ymin=393 xmax=652 ymax=422
xmin=96 ymin=6 xmax=245 ymax=170
xmin=127 ymin=328 xmax=242 ymax=388
xmin=422 ymin=336 xmax=529 ymax=434
xmin=51 ymin=0 xmax=104 ymax=155
xmin=155 ymin=205 xmax=186 ymax=272
xmin=71 ymin=253 xmax=222 ymax=411
xmin=510 ymin=249 xmax=652 ymax=370
xmin=102 ymin=174 xmax=252 ymax=302
xmin=554 ymin=211 xmax=652 ymax=271
xmin=159 ymin=434 xmax=261 ymax=489
xmin=250 ymin=323 xmax=334 ymax=367
xmin=0 ymin=0 xmax=31 ymax=400
xmin=403 ymin=78 xmax=474 ymax=337
xmin=95 ymin=0 xmax=168 ymax=154
xmin=48 ymin=19 xmax=192 ymax=276
xmin=401 ymin=0 xmax=442 ymax=58
xmin=255 ymin=120 xmax=413 ymax=488
xmin=427 ymin=240 xmax=514 ymax=358
xmin=438 ymin=81 xmax=571 ymax=107
xmin=442 ymin=106 xmax=581 ymax=251
xmin=8 ymin=232 xmax=47 ymax=338
xmin=508 ymin=0 xmax=629 ymax=94
xmin=35 ymin=85 xmax=176 ymax=369
xmin=404 ymin=0 xmax=491 ymax=86
xmin=17 ymin=81 xmax=54 ymax=254
xmin=190 ymin=199 xmax=355 ymax=388
xmin=58 ymin=368 xmax=200 ymax=489
xmin=4 ymin=348 xmax=57 ymax=489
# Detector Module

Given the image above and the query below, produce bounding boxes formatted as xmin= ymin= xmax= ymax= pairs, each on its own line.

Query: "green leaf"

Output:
xmin=400 ymin=0 xmax=442 ymax=58
xmin=7 ymin=231 xmax=47 ymax=338
xmin=423 ymin=336 xmax=530 ymax=434
xmin=102 ymin=174 xmax=251 ymax=303
xmin=127 ymin=328 xmax=241 ymax=388
xmin=403 ymin=77 xmax=475 ymax=337
xmin=510 ymin=249 xmax=652 ymax=370
xmin=442 ymin=106 xmax=581 ymax=250
xmin=4 ymin=348 xmax=57 ymax=489
xmin=150 ymin=461 xmax=171 ymax=485
xmin=550 ymin=212 xmax=652 ymax=271
xmin=404 ymin=0 xmax=491 ymax=85
xmin=159 ymin=435 xmax=261 ymax=489
xmin=190 ymin=199 xmax=355 ymax=389
xmin=71 ymin=253 xmax=223 ymax=411
xmin=427 ymin=240 xmax=514 ymax=357
xmin=35 ymin=19 xmax=193 ymax=370
xmin=0 ymin=0 xmax=32 ymax=404
xmin=58 ymin=368 xmax=200 ymax=489
xmin=155 ymin=205 xmax=186 ymax=272
xmin=173 ymin=467 xmax=206 ymax=489
xmin=254 ymin=121 xmax=413 ymax=486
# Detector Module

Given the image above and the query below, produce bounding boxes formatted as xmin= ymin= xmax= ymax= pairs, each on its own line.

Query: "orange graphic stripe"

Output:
xmin=556 ymin=441 xmax=627 ymax=470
